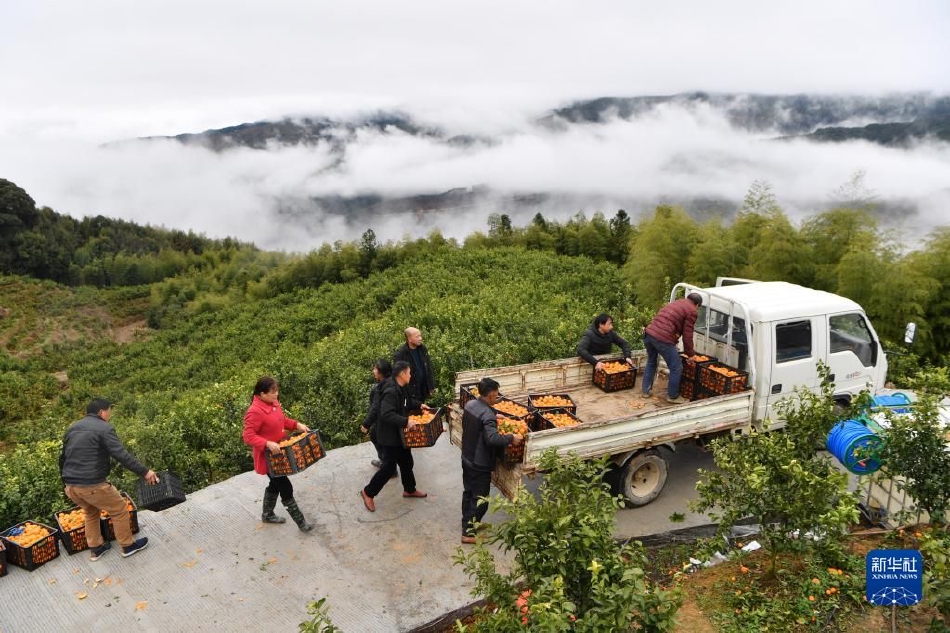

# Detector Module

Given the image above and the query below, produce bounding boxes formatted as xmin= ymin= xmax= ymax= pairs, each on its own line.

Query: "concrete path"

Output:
xmin=0 ymin=435 xmax=715 ymax=632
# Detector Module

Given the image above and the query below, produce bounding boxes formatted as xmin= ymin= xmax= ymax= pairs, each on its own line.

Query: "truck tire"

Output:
xmin=619 ymin=449 xmax=668 ymax=507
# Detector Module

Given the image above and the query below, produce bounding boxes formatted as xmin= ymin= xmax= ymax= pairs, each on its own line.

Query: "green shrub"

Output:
xmin=454 ymin=450 xmax=681 ymax=631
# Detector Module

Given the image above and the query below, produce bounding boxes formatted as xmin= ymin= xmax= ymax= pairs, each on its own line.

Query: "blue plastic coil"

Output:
xmin=826 ymin=419 xmax=883 ymax=474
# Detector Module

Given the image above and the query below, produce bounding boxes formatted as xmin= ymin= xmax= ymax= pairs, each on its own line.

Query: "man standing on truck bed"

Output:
xmin=394 ymin=327 xmax=436 ymax=403
xmin=576 ymin=313 xmax=635 ymax=371
xmin=642 ymin=293 xmax=703 ymax=404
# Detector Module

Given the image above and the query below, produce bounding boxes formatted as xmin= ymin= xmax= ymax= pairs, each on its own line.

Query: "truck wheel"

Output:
xmin=620 ymin=449 xmax=668 ymax=507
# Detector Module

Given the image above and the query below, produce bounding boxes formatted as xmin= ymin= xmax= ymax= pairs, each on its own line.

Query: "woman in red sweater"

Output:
xmin=242 ymin=376 xmax=313 ymax=531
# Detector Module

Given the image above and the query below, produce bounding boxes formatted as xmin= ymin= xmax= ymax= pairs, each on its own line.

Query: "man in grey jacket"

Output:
xmin=60 ymin=398 xmax=158 ymax=561
xmin=460 ymin=377 xmax=522 ymax=544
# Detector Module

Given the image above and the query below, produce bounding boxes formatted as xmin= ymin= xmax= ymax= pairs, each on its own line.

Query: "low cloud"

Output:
xmin=1 ymin=102 xmax=948 ymax=252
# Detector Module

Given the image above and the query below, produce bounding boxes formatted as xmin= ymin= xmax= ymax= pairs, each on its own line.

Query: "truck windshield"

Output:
xmin=830 ymin=313 xmax=876 ymax=367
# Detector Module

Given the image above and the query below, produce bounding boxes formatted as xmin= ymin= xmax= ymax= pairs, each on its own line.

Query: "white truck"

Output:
xmin=447 ymin=279 xmax=891 ymax=506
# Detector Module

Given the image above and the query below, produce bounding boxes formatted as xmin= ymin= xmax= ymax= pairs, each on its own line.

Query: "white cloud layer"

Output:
xmin=0 ymin=1 xmax=948 ymax=250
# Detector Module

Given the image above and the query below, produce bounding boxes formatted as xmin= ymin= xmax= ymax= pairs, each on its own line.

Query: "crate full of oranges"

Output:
xmin=54 ymin=507 xmax=90 ymax=555
xmin=266 ymin=430 xmax=326 ymax=476
xmin=698 ymin=362 xmax=749 ymax=395
xmin=497 ymin=415 xmax=531 ymax=464
xmin=0 ymin=521 xmax=60 ymax=571
xmin=680 ymin=354 xmax=718 ymax=382
xmin=536 ymin=408 xmax=583 ymax=430
xmin=400 ymin=408 xmax=445 ymax=448
xmin=527 ymin=393 xmax=577 ymax=416
xmin=100 ymin=492 xmax=140 ymax=541
xmin=592 ymin=359 xmax=638 ymax=392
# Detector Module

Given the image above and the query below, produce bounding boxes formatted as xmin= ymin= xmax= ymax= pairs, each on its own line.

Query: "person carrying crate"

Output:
xmin=359 ymin=361 xmax=432 ymax=512
xmin=60 ymin=398 xmax=156 ymax=561
xmin=242 ymin=376 xmax=313 ymax=532
xmin=459 ymin=377 xmax=523 ymax=544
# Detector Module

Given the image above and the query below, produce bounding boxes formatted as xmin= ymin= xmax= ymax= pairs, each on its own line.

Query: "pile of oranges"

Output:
xmin=709 ymin=365 xmax=741 ymax=377
xmin=279 ymin=435 xmax=302 ymax=448
xmin=57 ymin=508 xmax=87 ymax=531
xmin=600 ymin=361 xmax=631 ymax=374
xmin=691 ymin=355 xmax=713 ymax=363
xmin=531 ymin=395 xmax=573 ymax=408
xmin=5 ymin=522 xmax=51 ymax=547
xmin=408 ymin=412 xmax=435 ymax=425
xmin=543 ymin=413 xmax=579 ymax=428
xmin=497 ymin=416 xmax=529 ymax=436
xmin=493 ymin=400 xmax=529 ymax=417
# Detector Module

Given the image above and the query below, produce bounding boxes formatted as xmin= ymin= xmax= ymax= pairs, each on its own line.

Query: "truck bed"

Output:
xmin=448 ymin=354 xmax=755 ymax=498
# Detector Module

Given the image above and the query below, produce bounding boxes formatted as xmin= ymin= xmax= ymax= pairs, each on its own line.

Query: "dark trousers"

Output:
xmin=369 ymin=432 xmax=384 ymax=460
xmin=365 ymin=445 xmax=416 ymax=497
xmin=461 ymin=461 xmax=492 ymax=536
xmin=266 ymin=473 xmax=294 ymax=502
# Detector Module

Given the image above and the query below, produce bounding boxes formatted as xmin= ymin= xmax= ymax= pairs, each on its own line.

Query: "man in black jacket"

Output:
xmin=460 ymin=377 xmax=522 ymax=543
xmin=393 ymin=327 xmax=436 ymax=403
xmin=60 ymin=398 xmax=158 ymax=561
xmin=359 ymin=361 xmax=431 ymax=512
xmin=359 ymin=358 xmax=392 ymax=469
xmin=576 ymin=313 xmax=635 ymax=372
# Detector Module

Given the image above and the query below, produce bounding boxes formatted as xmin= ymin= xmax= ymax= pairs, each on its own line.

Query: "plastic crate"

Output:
xmin=871 ymin=393 xmax=913 ymax=414
xmin=502 ymin=441 xmax=525 ymax=464
xmin=681 ymin=354 xmax=718 ymax=381
xmin=54 ymin=507 xmax=90 ymax=555
xmin=100 ymin=492 xmax=140 ymax=541
xmin=592 ymin=360 xmax=637 ymax=392
xmin=459 ymin=383 xmax=480 ymax=409
xmin=400 ymin=408 xmax=444 ymax=448
xmin=136 ymin=470 xmax=187 ymax=512
xmin=527 ymin=393 xmax=577 ymax=415
xmin=536 ymin=408 xmax=583 ymax=429
xmin=1 ymin=521 xmax=60 ymax=571
xmin=266 ymin=431 xmax=326 ymax=476
xmin=0 ymin=540 xmax=6 ymax=577
xmin=698 ymin=362 xmax=749 ymax=395
xmin=679 ymin=379 xmax=696 ymax=402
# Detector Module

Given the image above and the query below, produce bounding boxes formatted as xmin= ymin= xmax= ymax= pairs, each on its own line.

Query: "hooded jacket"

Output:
xmin=576 ymin=323 xmax=633 ymax=366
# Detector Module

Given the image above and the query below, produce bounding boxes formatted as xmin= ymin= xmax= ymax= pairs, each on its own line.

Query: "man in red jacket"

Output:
xmin=641 ymin=293 xmax=703 ymax=404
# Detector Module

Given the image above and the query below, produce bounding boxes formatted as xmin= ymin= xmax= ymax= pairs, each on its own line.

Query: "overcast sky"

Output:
xmin=1 ymin=1 xmax=948 ymax=250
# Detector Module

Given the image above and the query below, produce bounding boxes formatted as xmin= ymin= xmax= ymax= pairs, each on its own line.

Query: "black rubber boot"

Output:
xmin=262 ymin=490 xmax=286 ymax=524
xmin=284 ymin=498 xmax=313 ymax=532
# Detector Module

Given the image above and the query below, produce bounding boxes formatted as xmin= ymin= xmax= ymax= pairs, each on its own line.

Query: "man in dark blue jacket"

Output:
xmin=577 ymin=313 xmax=635 ymax=371
xmin=460 ymin=377 xmax=522 ymax=543
xmin=60 ymin=398 xmax=158 ymax=561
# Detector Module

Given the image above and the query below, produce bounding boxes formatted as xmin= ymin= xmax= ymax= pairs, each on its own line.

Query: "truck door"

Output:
xmin=827 ymin=312 xmax=879 ymax=399
xmin=765 ymin=317 xmax=821 ymax=422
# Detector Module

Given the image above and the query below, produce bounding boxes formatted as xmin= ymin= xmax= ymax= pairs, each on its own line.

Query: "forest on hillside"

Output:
xmin=1 ymin=175 xmax=949 ymax=529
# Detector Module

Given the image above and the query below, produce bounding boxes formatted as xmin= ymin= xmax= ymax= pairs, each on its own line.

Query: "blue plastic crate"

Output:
xmin=871 ymin=392 xmax=912 ymax=413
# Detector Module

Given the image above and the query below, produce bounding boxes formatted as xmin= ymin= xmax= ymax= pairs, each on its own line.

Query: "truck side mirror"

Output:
xmin=904 ymin=322 xmax=917 ymax=345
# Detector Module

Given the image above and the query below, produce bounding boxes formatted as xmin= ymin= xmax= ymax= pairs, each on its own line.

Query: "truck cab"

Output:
xmin=673 ymin=280 xmax=888 ymax=426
